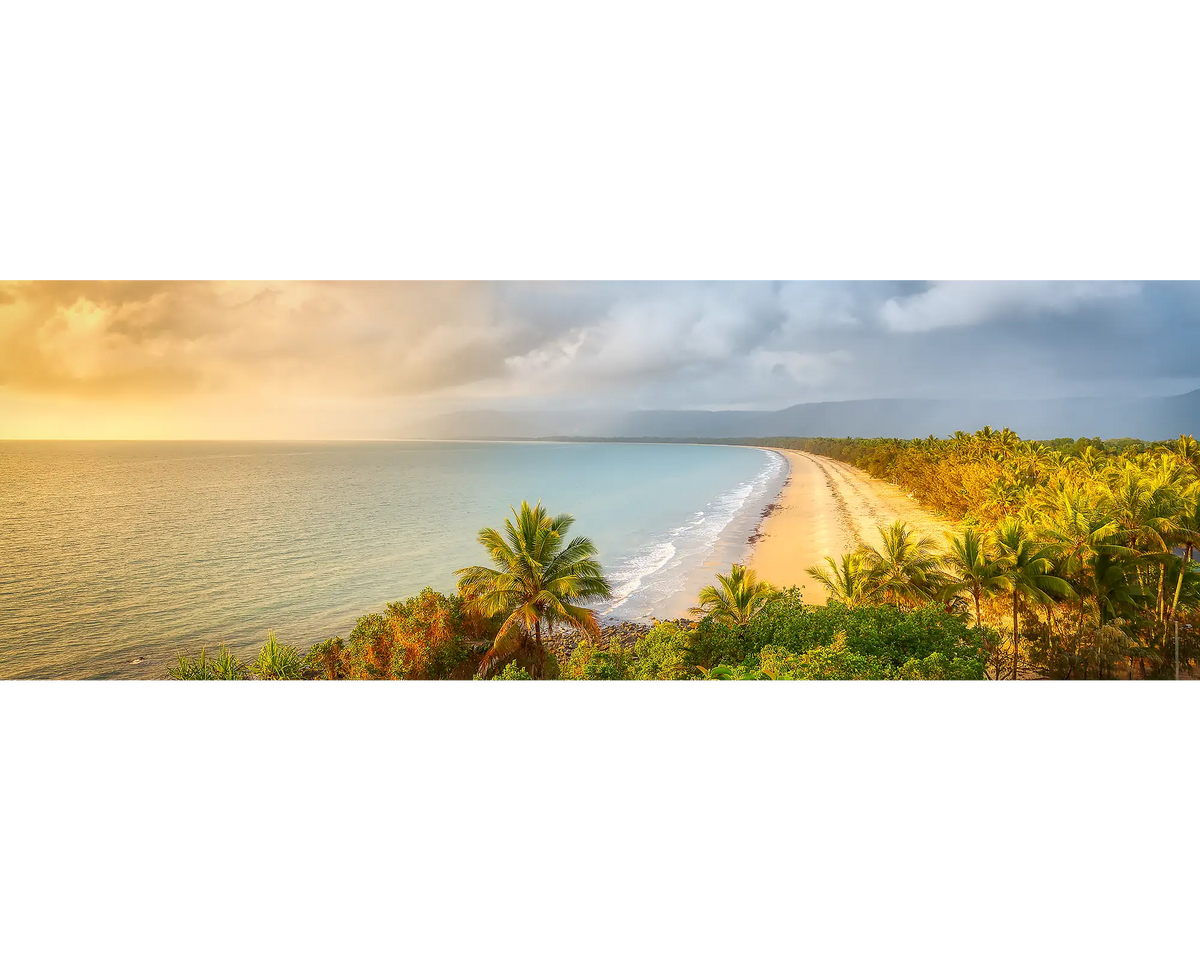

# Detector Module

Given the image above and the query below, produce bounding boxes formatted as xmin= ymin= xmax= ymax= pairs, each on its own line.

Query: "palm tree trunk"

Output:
xmin=1171 ymin=544 xmax=1190 ymax=624
xmin=1047 ymin=604 xmax=1057 ymax=679
xmin=1012 ymin=591 xmax=1019 ymax=681
xmin=973 ymin=590 xmax=982 ymax=629
xmin=1157 ymin=562 xmax=1166 ymax=625
xmin=1076 ymin=586 xmax=1086 ymax=646
xmin=532 ymin=620 xmax=544 ymax=678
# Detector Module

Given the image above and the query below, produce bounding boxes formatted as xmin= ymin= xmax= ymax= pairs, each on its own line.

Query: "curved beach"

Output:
xmin=746 ymin=449 xmax=956 ymax=603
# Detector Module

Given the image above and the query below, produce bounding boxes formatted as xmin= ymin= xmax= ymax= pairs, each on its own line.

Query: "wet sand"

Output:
xmin=651 ymin=449 xmax=790 ymax=620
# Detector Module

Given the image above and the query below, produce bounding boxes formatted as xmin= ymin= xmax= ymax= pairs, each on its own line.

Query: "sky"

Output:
xmin=2 ymin=280 xmax=1198 ymax=439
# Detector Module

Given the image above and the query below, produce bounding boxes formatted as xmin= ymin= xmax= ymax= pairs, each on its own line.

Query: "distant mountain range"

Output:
xmin=414 ymin=390 xmax=1200 ymax=442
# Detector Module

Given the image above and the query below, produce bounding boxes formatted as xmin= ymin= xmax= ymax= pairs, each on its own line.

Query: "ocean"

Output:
xmin=0 ymin=440 xmax=786 ymax=679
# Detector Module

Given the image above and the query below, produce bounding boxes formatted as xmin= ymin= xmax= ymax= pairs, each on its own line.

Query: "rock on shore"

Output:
xmin=547 ymin=618 xmax=696 ymax=660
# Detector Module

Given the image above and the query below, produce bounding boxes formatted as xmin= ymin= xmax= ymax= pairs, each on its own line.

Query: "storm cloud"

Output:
xmin=2 ymin=281 xmax=1198 ymax=438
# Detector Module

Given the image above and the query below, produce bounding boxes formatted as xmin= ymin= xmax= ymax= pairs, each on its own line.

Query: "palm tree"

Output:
xmin=456 ymin=500 xmax=613 ymax=679
xmin=692 ymin=564 xmax=779 ymax=626
xmin=993 ymin=518 xmax=1073 ymax=680
xmin=1063 ymin=444 xmax=1105 ymax=482
xmin=1089 ymin=550 xmax=1146 ymax=626
xmin=861 ymin=520 xmax=943 ymax=608
xmin=1104 ymin=459 xmax=1180 ymax=626
xmin=981 ymin=477 xmax=1029 ymax=525
xmin=1147 ymin=456 xmax=1189 ymax=622
xmin=806 ymin=552 xmax=881 ymax=607
xmin=939 ymin=528 xmax=1007 ymax=628
xmin=1169 ymin=434 xmax=1200 ymax=474
xmin=1036 ymin=484 xmax=1127 ymax=648
xmin=1091 ymin=620 xmax=1135 ymax=681
xmin=1168 ymin=481 xmax=1200 ymax=625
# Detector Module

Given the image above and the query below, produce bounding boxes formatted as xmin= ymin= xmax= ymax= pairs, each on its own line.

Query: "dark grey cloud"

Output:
xmin=487 ymin=281 xmax=1200 ymax=407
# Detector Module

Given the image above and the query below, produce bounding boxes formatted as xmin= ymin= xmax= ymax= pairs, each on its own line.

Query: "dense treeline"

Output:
xmin=786 ymin=430 xmax=1200 ymax=678
xmin=753 ymin=431 xmax=1165 ymax=519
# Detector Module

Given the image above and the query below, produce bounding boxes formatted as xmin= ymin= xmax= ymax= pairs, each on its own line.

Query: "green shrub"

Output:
xmin=757 ymin=644 xmax=801 ymax=679
xmin=712 ymin=594 xmax=987 ymax=676
xmin=685 ymin=619 xmax=752 ymax=671
xmin=169 ymin=647 xmax=217 ymax=680
xmin=169 ymin=644 xmax=249 ymax=680
xmin=303 ymin=637 xmax=350 ymax=680
xmin=210 ymin=644 xmax=249 ymax=680
xmin=787 ymin=638 xmax=892 ymax=680
xmin=561 ymin=640 xmax=633 ymax=680
xmin=347 ymin=612 xmax=398 ymax=679
xmin=493 ymin=663 xmax=533 ymax=680
xmin=251 ymin=631 xmax=304 ymax=680
xmin=633 ymin=622 xmax=693 ymax=680
xmin=894 ymin=651 xmax=986 ymax=680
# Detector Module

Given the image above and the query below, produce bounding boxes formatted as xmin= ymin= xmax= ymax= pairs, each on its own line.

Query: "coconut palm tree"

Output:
xmin=993 ymin=517 xmax=1073 ymax=680
xmin=1169 ymin=434 xmax=1200 ymax=474
xmin=692 ymin=564 xmax=779 ymax=626
xmin=1091 ymin=620 xmax=1135 ymax=681
xmin=1089 ymin=550 xmax=1146 ymax=626
xmin=1168 ymin=481 xmax=1200 ymax=625
xmin=939 ymin=527 xmax=1007 ymax=627
xmin=456 ymin=500 xmax=613 ymax=678
xmin=1036 ymin=485 xmax=1129 ymax=645
xmin=1069 ymin=444 xmax=1105 ymax=480
xmin=861 ymin=520 xmax=943 ymax=608
xmin=1147 ymin=457 xmax=1189 ymax=621
xmin=807 ymin=553 xmax=881 ymax=607
xmin=1103 ymin=459 xmax=1180 ymax=626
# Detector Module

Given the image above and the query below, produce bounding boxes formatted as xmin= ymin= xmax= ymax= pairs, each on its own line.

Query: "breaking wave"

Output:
xmin=598 ymin=450 xmax=787 ymax=620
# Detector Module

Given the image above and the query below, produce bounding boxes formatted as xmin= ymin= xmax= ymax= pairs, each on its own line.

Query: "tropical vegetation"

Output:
xmin=169 ymin=433 xmax=1200 ymax=681
xmin=780 ymin=430 xmax=1200 ymax=678
xmin=456 ymin=500 xmax=614 ymax=678
xmin=691 ymin=563 xmax=779 ymax=625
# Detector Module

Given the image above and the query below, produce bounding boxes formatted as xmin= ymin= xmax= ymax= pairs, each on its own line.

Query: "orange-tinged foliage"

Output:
xmin=347 ymin=612 xmax=400 ymax=679
xmin=388 ymin=588 xmax=463 ymax=680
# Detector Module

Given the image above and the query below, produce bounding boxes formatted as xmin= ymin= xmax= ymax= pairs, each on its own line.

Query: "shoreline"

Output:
xmin=628 ymin=444 xmax=958 ymax=621
xmin=642 ymin=449 xmax=789 ymax=621
xmin=741 ymin=448 xmax=957 ymax=605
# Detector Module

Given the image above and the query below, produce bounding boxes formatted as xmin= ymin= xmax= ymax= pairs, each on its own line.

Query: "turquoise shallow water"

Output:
xmin=0 ymin=440 xmax=785 ymax=679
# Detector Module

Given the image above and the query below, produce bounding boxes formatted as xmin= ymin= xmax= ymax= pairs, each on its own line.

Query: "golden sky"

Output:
xmin=0 ymin=281 xmax=514 ymax=439
xmin=3 ymin=281 xmax=1195 ymax=439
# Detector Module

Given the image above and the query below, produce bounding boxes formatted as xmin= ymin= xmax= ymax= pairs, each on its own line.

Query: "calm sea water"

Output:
xmin=0 ymin=441 xmax=785 ymax=679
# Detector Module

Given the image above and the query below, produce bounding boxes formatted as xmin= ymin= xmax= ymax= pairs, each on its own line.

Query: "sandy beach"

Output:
xmin=747 ymin=449 xmax=956 ymax=603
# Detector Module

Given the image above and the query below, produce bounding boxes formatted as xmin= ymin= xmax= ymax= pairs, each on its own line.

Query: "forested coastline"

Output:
xmin=170 ymin=432 xmax=1200 ymax=681
xmin=776 ymin=431 xmax=1200 ymax=678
